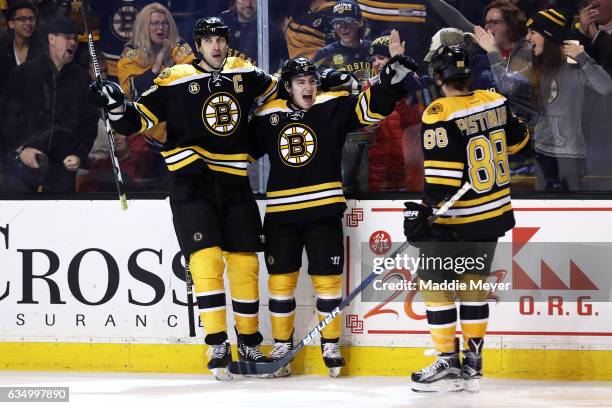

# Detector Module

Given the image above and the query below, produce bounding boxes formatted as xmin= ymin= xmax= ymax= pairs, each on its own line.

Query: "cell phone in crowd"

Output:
xmin=566 ymin=40 xmax=579 ymax=64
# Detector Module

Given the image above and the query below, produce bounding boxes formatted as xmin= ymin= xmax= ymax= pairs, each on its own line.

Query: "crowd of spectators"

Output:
xmin=1 ymin=0 xmax=611 ymax=194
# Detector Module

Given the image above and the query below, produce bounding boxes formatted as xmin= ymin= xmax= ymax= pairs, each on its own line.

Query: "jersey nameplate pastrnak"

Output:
xmin=202 ymin=92 xmax=241 ymax=136
xmin=278 ymin=123 xmax=317 ymax=167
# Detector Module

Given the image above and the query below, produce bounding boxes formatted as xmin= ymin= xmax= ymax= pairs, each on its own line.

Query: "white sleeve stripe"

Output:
xmin=257 ymin=77 xmax=279 ymax=104
xmin=359 ymin=93 xmax=381 ymax=123
xmin=424 ymin=169 xmax=464 ymax=178
xmin=134 ymin=104 xmax=155 ymax=129
xmin=442 ymin=196 xmax=511 ymax=217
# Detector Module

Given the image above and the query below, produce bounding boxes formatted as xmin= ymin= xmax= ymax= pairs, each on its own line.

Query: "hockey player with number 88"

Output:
xmin=403 ymin=44 xmax=529 ymax=392
xmin=248 ymin=30 xmax=415 ymax=378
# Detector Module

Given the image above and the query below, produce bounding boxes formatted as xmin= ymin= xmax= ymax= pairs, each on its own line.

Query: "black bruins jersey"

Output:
xmin=110 ymin=57 xmax=278 ymax=183
xmin=313 ymin=41 xmax=374 ymax=84
xmin=421 ymin=90 xmax=529 ymax=239
xmin=250 ymin=82 xmax=403 ymax=223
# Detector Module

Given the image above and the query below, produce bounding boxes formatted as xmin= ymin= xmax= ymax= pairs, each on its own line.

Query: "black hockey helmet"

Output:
xmin=280 ymin=57 xmax=320 ymax=84
xmin=193 ymin=17 xmax=229 ymax=41
xmin=330 ymin=0 xmax=364 ymax=27
xmin=429 ymin=44 xmax=471 ymax=82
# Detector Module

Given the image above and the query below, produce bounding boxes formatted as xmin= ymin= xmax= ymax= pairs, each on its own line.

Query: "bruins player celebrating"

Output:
xmin=249 ymin=30 xmax=414 ymax=378
xmin=90 ymin=17 xmax=279 ymax=380
xmin=403 ymin=45 xmax=529 ymax=392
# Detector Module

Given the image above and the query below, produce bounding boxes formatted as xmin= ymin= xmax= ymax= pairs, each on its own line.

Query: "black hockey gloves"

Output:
xmin=89 ymin=80 xmax=126 ymax=111
xmin=320 ymin=68 xmax=360 ymax=93
xmin=403 ymin=201 xmax=433 ymax=242
xmin=381 ymin=54 xmax=419 ymax=86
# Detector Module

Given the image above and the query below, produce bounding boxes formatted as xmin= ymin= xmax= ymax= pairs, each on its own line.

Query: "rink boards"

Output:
xmin=0 ymin=199 xmax=612 ymax=380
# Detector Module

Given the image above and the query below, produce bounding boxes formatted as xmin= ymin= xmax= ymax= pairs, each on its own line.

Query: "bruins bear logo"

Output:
xmin=427 ymin=103 xmax=444 ymax=115
xmin=278 ymin=124 xmax=317 ymax=167
xmin=202 ymin=92 xmax=241 ymax=136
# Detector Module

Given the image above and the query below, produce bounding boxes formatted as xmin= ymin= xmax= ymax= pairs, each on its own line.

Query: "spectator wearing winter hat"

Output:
xmin=475 ymin=8 xmax=612 ymax=191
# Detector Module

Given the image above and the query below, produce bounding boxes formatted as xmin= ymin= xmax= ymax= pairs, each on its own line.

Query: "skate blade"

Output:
xmin=411 ymin=379 xmax=463 ymax=393
xmin=329 ymin=367 xmax=342 ymax=378
xmin=273 ymin=364 xmax=291 ymax=378
xmin=211 ymin=367 xmax=233 ymax=381
xmin=463 ymin=378 xmax=481 ymax=393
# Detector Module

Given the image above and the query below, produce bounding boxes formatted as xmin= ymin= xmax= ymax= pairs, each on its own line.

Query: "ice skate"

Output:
xmin=321 ymin=340 xmax=345 ymax=378
xmin=462 ymin=337 xmax=484 ymax=393
xmin=207 ymin=341 xmax=233 ymax=381
xmin=236 ymin=329 xmax=271 ymax=378
xmin=410 ymin=350 xmax=462 ymax=392
xmin=269 ymin=336 xmax=293 ymax=377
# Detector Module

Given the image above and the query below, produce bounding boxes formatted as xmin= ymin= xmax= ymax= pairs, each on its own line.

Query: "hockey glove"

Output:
xmin=381 ymin=54 xmax=419 ymax=86
xmin=89 ymin=80 xmax=126 ymax=112
xmin=320 ymin=68 xmax=360 ymax=93
xmin=403 ymin=201 xmax=433 ymax=242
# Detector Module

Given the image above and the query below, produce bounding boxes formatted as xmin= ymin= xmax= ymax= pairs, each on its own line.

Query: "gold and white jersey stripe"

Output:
xmin=358 ymin=0 xmax=427 ymax=23
xmin=160 ymin=145 xmax=254 ymax=176
xmin=433 ymin=188 xmax=512 ymax=225
xmin=265 ymin=182 xmax=346 ymax=213
xmin=355 ymin=88 xmax=385 ymax=125
xmin=424 ymin=160 xmax=465 ymax=187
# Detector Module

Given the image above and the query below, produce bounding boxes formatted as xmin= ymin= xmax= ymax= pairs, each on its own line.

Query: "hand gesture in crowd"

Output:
xmin=153 ymin=39 xmax=174 ymax=74
xmin=474 ymin=26 xmax=498 ymax=53
xmin=388 ymin=29 xmax=405 ymax=58
xmin=580 ymin=3 xmax=600 ymax=39
xmin=19 ymin=147 xmax=44 ymax=169
xmin=63 ymin=155 xmax=81 ymax=171
xmin=563 ymin=40 xmax=585 ymax=60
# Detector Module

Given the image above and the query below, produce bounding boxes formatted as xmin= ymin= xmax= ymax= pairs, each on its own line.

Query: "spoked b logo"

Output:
xmin=202 ymin=92 xmax=241 ymax=136
xmin=278 ymin=124 xmax=317 ymax=167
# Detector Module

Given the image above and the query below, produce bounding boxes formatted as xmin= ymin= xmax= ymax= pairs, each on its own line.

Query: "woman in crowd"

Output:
xmin=117 ymin=2 xmax=194 ymax=100
xmin=117 ymin=2 xmax=195 ymax=190
xmin=475 ymin=8 xmax=612 ymax=190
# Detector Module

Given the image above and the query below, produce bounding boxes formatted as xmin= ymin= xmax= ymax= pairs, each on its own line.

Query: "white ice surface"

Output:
xmin=0 ymin=371 xmax=611 ymax=408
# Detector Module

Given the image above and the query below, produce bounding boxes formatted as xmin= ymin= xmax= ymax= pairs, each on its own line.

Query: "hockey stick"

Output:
xmin=80 ymin=1 xmax=128 ymax=210
xmin=185 ymin=263 xmax=196 ymax=337
xmin=229 ymin=182 xmax=473 ymax=375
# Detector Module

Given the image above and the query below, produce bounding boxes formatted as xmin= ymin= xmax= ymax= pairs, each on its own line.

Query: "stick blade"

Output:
xmin=229 ymin=359 xmax=285 ymax=376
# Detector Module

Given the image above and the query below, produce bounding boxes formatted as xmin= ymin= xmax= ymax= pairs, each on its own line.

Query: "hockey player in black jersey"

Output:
xmin=248 ymin=30 xmax=415 ymax=378
xmin=90 ymin=17 xmax=279 ymax=381
xmin=403 ymin=45 xmax=529 ymax=392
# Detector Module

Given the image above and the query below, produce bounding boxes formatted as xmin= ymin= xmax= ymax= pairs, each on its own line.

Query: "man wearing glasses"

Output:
xmin=0 ymin=1 xmax=43 ymax=93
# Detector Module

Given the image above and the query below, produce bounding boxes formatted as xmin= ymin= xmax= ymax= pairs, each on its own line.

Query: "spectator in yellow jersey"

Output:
xmin=117 ymin=2 xmax=194 ymax=100
xmin=117 ymin=2 xmax=195 ymax=189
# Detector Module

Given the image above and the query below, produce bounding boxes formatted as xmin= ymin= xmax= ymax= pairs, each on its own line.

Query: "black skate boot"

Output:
xmin=321 ymin=338 xmax=345 ymax=378
xmin=411 ymin=339 xmax=462 ymax=392
xmin=268 ymin=334 xmax=293 ymax=377
xmin=206 ymin=341 xmax=232 ymax=381
xmin=235 ymin=328 xmax=271 ymax=377
xmin=462 ymin=337 xmax=484 ymax=393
